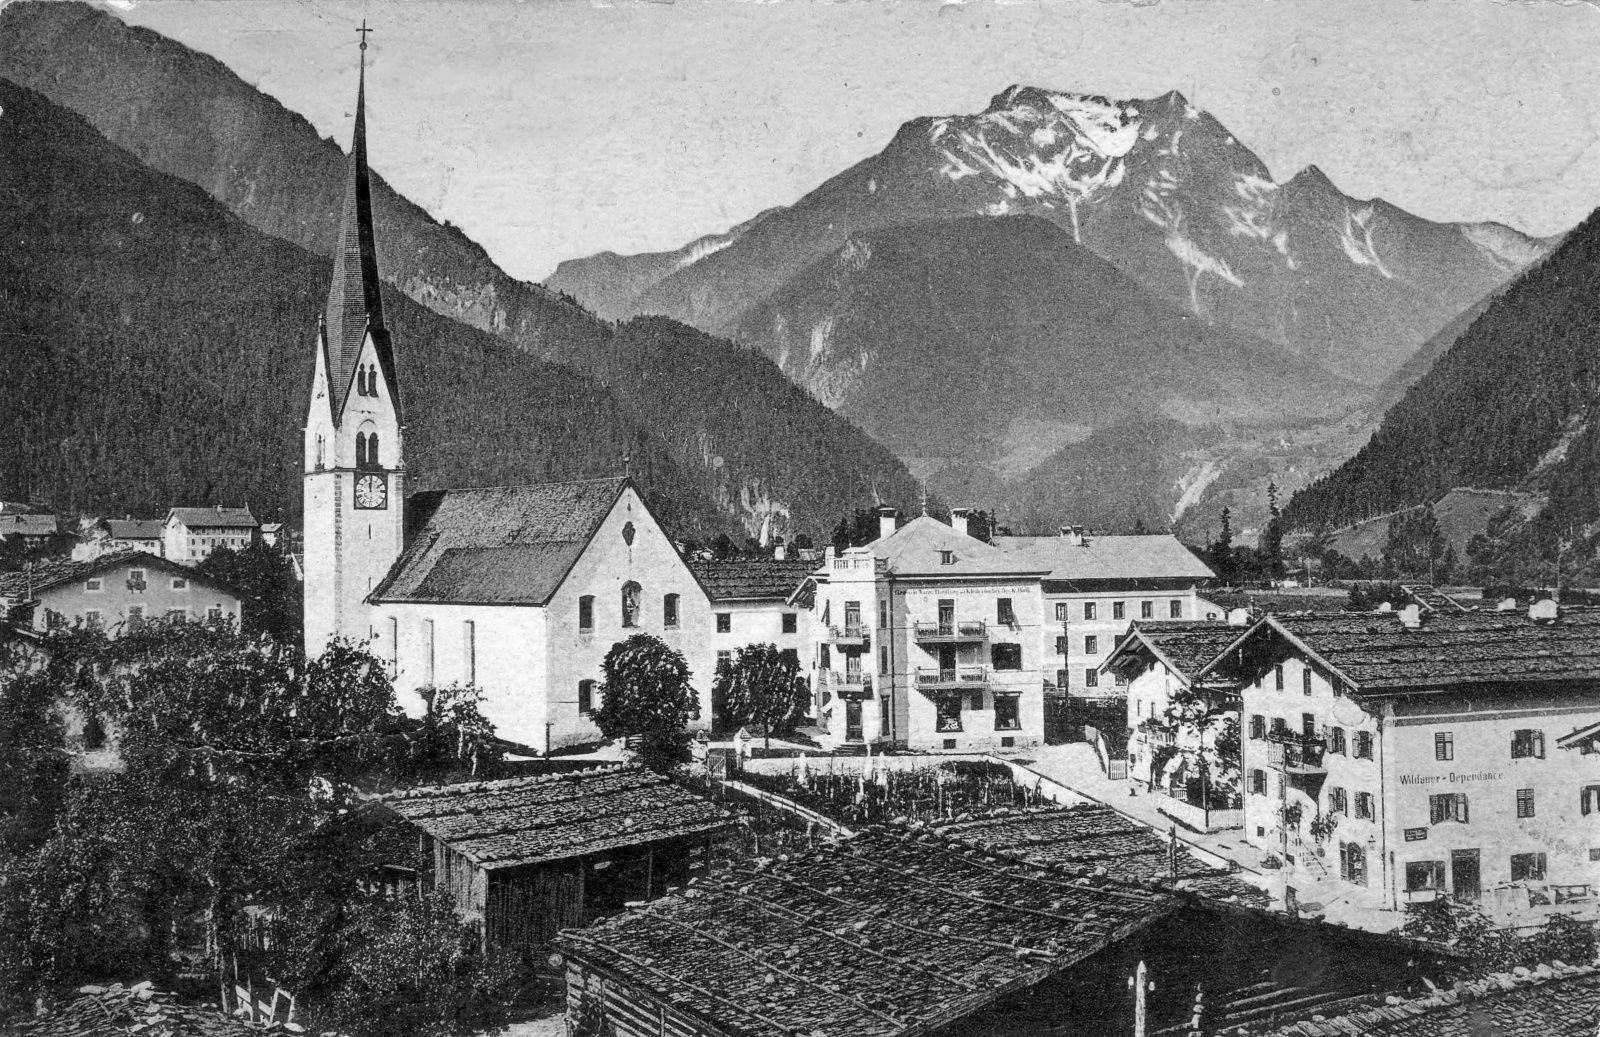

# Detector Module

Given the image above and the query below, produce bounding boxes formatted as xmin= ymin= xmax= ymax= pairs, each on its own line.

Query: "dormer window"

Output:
xmin=939 ymin=550 xmax=956 ymax=565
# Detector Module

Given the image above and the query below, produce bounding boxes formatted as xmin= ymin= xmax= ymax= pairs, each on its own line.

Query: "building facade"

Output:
xmin=0 ymin=551 xmax=242 ymax=635
xmin=1213 ymin=606 xmax=1600 ymax=922
xmin=163 ymin=507 xmax=262 ymax=566
xmin=687 ymin=556 xmax=816 ymax=727
xmin=809 ymin=508 xmax=1050 ymax=751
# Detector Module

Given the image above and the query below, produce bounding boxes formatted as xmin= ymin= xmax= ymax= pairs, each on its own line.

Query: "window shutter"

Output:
xmin=1534 ymin=731 xmax=1545 ymax=759
xmin=1456 ymin=793 xmax=1469 ymax=823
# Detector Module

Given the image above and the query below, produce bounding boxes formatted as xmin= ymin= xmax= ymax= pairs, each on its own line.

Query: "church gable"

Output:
xmin=371 ymin=478 xmax=630 ymax=606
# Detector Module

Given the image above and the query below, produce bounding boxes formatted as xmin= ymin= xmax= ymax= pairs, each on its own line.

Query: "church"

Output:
xmin=302 ymin=45 xmax=715 ymax=752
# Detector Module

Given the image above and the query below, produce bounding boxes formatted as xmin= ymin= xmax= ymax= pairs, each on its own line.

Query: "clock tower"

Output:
xmin=304 ymin=29 xmax=406 ymax=658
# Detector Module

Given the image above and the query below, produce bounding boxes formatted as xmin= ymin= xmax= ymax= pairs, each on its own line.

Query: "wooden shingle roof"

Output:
xmin=1104 ymin=620 xmax=1249 ymax=684
xmin=556 ymin=828 xmax=1177 ymax=1037
xmin=1245 ymin=962 xmax=1600 ymax=1037
xmin=380 ymin=765 xmax=730 ymax=870
xmin=16 ymin=982 xmax=267 ymax=1037
xmin=688 ymin=558 xmax=818 ymax=602
xmin=371 ymin=477 xmax=627 ymax=606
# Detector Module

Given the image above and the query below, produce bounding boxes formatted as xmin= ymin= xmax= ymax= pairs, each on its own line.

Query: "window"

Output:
xmin=82 ymin=714 xmax=107 ymax=751
xmin=1169 ymin=599 xmax=1182 ymax=619
xmin=997 ymin=598 xmax=1016 ymax=625
xmin=1270 ymin=716 xmax=1289 ymax=737
xmin=1055 ymin=603 xmax=1068 ymax=622
xmin=424 ymin=619 xmax=436 ymax=684
xmin=1084 ymin=668 xmax=1099 ymax=688
xmin=1301 ymin=712 xmax=1317 ymax=738
xmin=1250 ymin=769 xmax=1267 ymax=795
xmin=620 ymin=582 xmax=642 ymax=628
xmin=1140 ymin=600 xmax=1154 ymax=619
xmin=1084 ymin=635 xmax=1098 ymax=655
xmin=356 ymin=432 xmax=368 ymax=469
xmin=1435 ymin=731 xmax=1454 ymax=761
xmin=126 ymin=605 xmax=145 ymax=632
xmin=820 ymin=644 xmax=831 ymax=669
xmin=165 ymin=608 xmax=186 ymax=622
xmin=994 ymin=694 xmax=1021 ymax=731
xmin=661 ymin=593 xmax=680 ymax=629
xmin=1353 ymin=731 xmax=1373 ymax=759
xmin=967 ymin=691 xmax=983 ymax=711
xmin=1516 ymin=788 xmax=1535 ymax=819
xmin=1429 ymin=792 xmax=1469 ymax=824
xmin=464 ymin=620 xmax=476 ymax=685
xmin=86 ymin=577 xmax=103 ymax=593
xmin=716 ymin=651 xmax=732 ymax=673
xmin=1249 ymin=715 xmax=1265 ymax=740
xmin=1581 ymin=785 xmax=1600 ymax=816
xmin=1056 ymin=669 xmax=1068 ymax=689
xmin=1302 ymin=667 xmax=1313 ymax=696
xmin=1406 ymin=860 xmax=1445 ymax=892
xmin=991 ymin=644 xmax=1023 ymax=671
xmin=936 ymin=694 xmax=962 ymax=733
xmin=1328 ymin=787 xmax=1348 ymax=814
xmin=208 ymin=606 xmax=224 ymax=623
xmin=1510 ymin=852 xmax=1547 ymax=883
xmin=1510 ymin=729 xmax=1545 ymax=759
xmin=367 ymin=432 xmax=380 ymax=467
xmin=85 ymin=610 xmax=103 ymax=629
xmin=1055 ymin=635 xmax=1069 ymax=656
xmin=880 ymin=646 xmax=889 ymax=671
xmin=880 ymin=601 xmax=888 ymax=628
xmin=1084 ymin=602 xmax=1097 ymax=621
xmin=316 ymin=434 xmax=326 ymax=469
xmin=579 ymin=595 xmax=595 ymax=632
xmin=1355 ymin=792 xmax=1375 ymax=820
xmin=1112 ymin=601 xmax=1125 ymax=621
xmin=171 ymin=578 xmax=187 ymax=590
xmin=578 ymin=679 xmax=596 ymax=714
xmin=1274 ymin=664 xmax=1284 ymax=691
xmin=939 ymin=550 xmax=955 ymax=565
xmin=782 ymin=612 xmax=797 ymax=634
xmin=1328 ymin=727 xmax=1346 ymax=755
xmin=716 ymin=612 xmax=731 ymax=633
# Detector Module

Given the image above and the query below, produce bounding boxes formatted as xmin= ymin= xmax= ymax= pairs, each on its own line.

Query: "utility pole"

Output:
xmin=1129 ymin=960 xmax=1154 ymax=1037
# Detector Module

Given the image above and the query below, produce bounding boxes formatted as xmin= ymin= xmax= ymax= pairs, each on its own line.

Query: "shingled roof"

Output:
xmin=167 ymin=506 xmax=259 ymax=530
xmin=371 ymin=477 xmax=628 ymax=606
xmin=1242 ymin=961 xmax=1600 ymax=1037
xmin=103 ymin=518 xmax=164 ymax=541
xmin=994 ymin=533 xmax=1215 ymax=586
xmin=688 ymin=558 xmax=818 ymax=602
xmin=555 ymin=828 xmax=1177 ymax=1037
xmin=380 ymin=765 xmax=730 ymax=870
xmin=1207 ymin=610 xmax=1600 ymax=694
xmin=1102 ymin=620 xmax=1249 ymax=685
xmin=933 ymin=804 xmax=1269 ymax=907
xmin=0 ymin=550 xmax=235 ymax=603
xmin=870 ymin=516 xmax=1049 ymax=578
xmin=16 ymin=982 xmax=266 ymax=1037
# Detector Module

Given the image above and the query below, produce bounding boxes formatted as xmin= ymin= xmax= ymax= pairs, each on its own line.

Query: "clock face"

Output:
xmin=354 ymin=473 xmax=388 ymax=510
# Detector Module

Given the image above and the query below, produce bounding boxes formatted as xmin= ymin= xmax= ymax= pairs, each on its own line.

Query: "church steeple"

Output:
xmin=321 ymin=24 xmax=400 ymax=424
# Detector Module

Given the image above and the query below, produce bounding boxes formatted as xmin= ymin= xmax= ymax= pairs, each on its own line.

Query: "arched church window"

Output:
xmin=621 ymin=581 xmax=642 ymax=628
xmin=367 ymin=432 xmax=380 ymax=469
xmin=316 ymin=435 xmax=326 ymax=470
xmin=355 ymin=432 xmax=368 ymax=469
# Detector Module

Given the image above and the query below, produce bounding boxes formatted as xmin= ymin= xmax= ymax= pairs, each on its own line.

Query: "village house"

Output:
xmin=1103 ymin=618 xmax=1249 ymax=833
xmin=73 ymin=517 xmax=166 ymax=561
xmin=1206 ymin=604 xmax=1600 ymax=924
xmin=163 ymin=505 xmax=261 ymax=565
xmin=806 ymin=507 xmax=1050 ymax=751
xmin=0 ymin=550 xmax=243 ymax=635
xmin=1 ymin=510 xmax=61 ymax=548
xmin=993 ymin=527 xmax=1218 ymax=700
xmin=374 ymin=765 xmax=730 ymax=952
xmin=686 ymin=555 xmax=816 ymax=727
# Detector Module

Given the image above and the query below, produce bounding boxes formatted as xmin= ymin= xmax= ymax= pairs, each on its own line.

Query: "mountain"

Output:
xmin=550 ymin=86 xmax=1546 ymax=386
xmin=728 ymin=214 xmax=1358 ymax=473
xmin=1283 ymin=205 xmax=1600 ymax=573
xmin=0 ymin=77 xmax=917 ymax=539
xmin=0 ymin=3 xmax=924 ymax=538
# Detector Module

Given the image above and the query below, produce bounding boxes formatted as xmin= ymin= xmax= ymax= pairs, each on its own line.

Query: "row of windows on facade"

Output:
xmin=828 ymin=598 xmax=1018 ymax=634
xmin=353 ymin=363 xmax=381 ymax=398
xmin=934 ymin=690 xmax=1023 ymax=733
xmin=822 ymin=642 xmax=1030 ymax=675
xmin=1058 ymin=599 xmax=1185 ymax=622
xmin=1055 ymin=635 xmax=1104 ymax=656
xmin=1432 ymin=728 xmax=1547 ymax=761
xmin=65 ymin=605 xmax=230 ymax=629
xmin=573 ymin=589 xmax=800 ymax=634
xmin=310 ymin=429 xmax=382 ymax=470
xmin=1245 ymin=778 xmax=1600 ymax=824
xmin=86 ymin=571 xmax=188 ymax=592
xmin=1247 ymin=714 xmax=1374 ymax=758
xmin=1405 ymin=852 xmax=1564 ymax=891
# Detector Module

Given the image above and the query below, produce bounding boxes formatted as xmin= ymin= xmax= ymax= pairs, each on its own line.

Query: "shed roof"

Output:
xmin=994 ymin=533 xmax=1215 ymax=585
xmin=380 ymin=765 xmax=730 ymax=870
xmin=933 ymin=804 xmax=1268 ymax=907
xmin=371 ymin=477 xmax=628 ymax=606
xmin=688 ymin=558 xmax=818 ymax=602
xmin=1249 ymin=962 xmax=1600 ymax=1037
xmin=556 ymin=828 xmax=1176 ymax=1037
xmin=168 ymin=506 xmax=260 ymax=530
xmin=1208 ymin=610 xmax=1600 ymax=694
xmin=1102 ymin=620 xmax=1248 ymax=685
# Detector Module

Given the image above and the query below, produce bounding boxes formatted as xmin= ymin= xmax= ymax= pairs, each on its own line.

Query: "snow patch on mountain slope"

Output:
xmin=1167 ymin=232 xmax=1245 ymax=314
xmin=1171 ymin=459 xmax=1224 ymax=521
xmin=1338 ymin=206 xmax=1395 ymax=279
xmin=838 ymin=236 xmax=873 ymax=273
xmin=1460 ymin=222 xmax=1546 ymax=271
xmin=674 ymin=235 xmax=733 ymax=271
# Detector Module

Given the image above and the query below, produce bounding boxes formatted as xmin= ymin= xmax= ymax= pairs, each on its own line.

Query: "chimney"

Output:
xmin=950 ymin=508 xmax=970 ymax=537
xmin=1398 ymin=603 xmax=1423 ymax=630
xmin=876 ymin=505 xmax=899 ymax=542
xmin=1059 ymin=525 xmax=1086 ymax=546
xmin=1377 ymin=602 xmax=1393 ymax=614
xmin=1529 ymin=598 xmax=1559 ymax=622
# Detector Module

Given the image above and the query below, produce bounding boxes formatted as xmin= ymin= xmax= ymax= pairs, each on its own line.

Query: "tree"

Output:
xmin=1208 ymin=508 xmax=1238 ymax=584
xmin=1259 ymin=481 xmax=1285 ymax=579
xmin=593 ymin=634 xmax=699 ymax=772
xmin=197 ymin=542 xmax=303 ymax=644
xmin=1381 ymin=505 xmax=1450 ymax=581
xmin=712 ymin=643 xmax=808 ymax=749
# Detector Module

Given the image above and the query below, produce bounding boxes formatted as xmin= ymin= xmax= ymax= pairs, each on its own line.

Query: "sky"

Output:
xmin=114 ymin=0 xmax=1600 ymax=285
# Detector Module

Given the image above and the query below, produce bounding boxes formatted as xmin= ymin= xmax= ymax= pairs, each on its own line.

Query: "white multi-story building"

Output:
xmin=994 ymin=529 xmax=1217 ymax=700
xmin=688 ymin=556 xmax=816 ymax=728
xmin=807 ymin=508 xmax=1050 ymax=751
xmin=162 ymin=507 xmax=261 ymax=565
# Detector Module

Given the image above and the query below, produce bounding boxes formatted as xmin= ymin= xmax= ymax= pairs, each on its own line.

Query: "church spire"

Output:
xmin=321 ymin=22 xmax=398 ymax=423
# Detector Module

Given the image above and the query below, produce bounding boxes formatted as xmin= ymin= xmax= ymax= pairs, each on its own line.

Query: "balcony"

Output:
xmin=824 ymin=669 xmax=873 ymax=699
xmin=827 ymin=624 xmax=870 ymax=647
xmin=916 ymin=666 xmax=988 ymax=690
xmin=912 ymin=620 xmax=988 ymax=644
xmin=1267 ymin=733 xmax=1327 ymax=781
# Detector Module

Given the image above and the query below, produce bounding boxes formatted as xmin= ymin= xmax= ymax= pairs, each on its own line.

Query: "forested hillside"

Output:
xmin=0 ymin=79 xmax=915 ymax=538
xmin=1284 ymin=205 xmax=1600 ymax=575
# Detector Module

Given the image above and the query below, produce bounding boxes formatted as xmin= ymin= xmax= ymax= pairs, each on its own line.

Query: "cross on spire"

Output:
xmin=356 ymin=19 xmax=374 ymax=51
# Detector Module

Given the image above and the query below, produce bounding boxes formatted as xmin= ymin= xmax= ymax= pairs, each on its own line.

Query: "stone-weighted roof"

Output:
xmin=1104 ymin=619 xmax=1249 ymax=684
xmin=556 ymin=828 xmax=1177 ymax=1037
xmin=380 ymin=764 xmax=730 ymax=870
xmin=167 ymin=506 xmax=259 ymax=530
xmin=16 ymin=982 xmax=267 ymax=1037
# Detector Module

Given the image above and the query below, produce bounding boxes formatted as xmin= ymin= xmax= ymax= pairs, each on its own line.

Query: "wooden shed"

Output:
xmin=379 ymin=765 xmax=731 ymax=952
